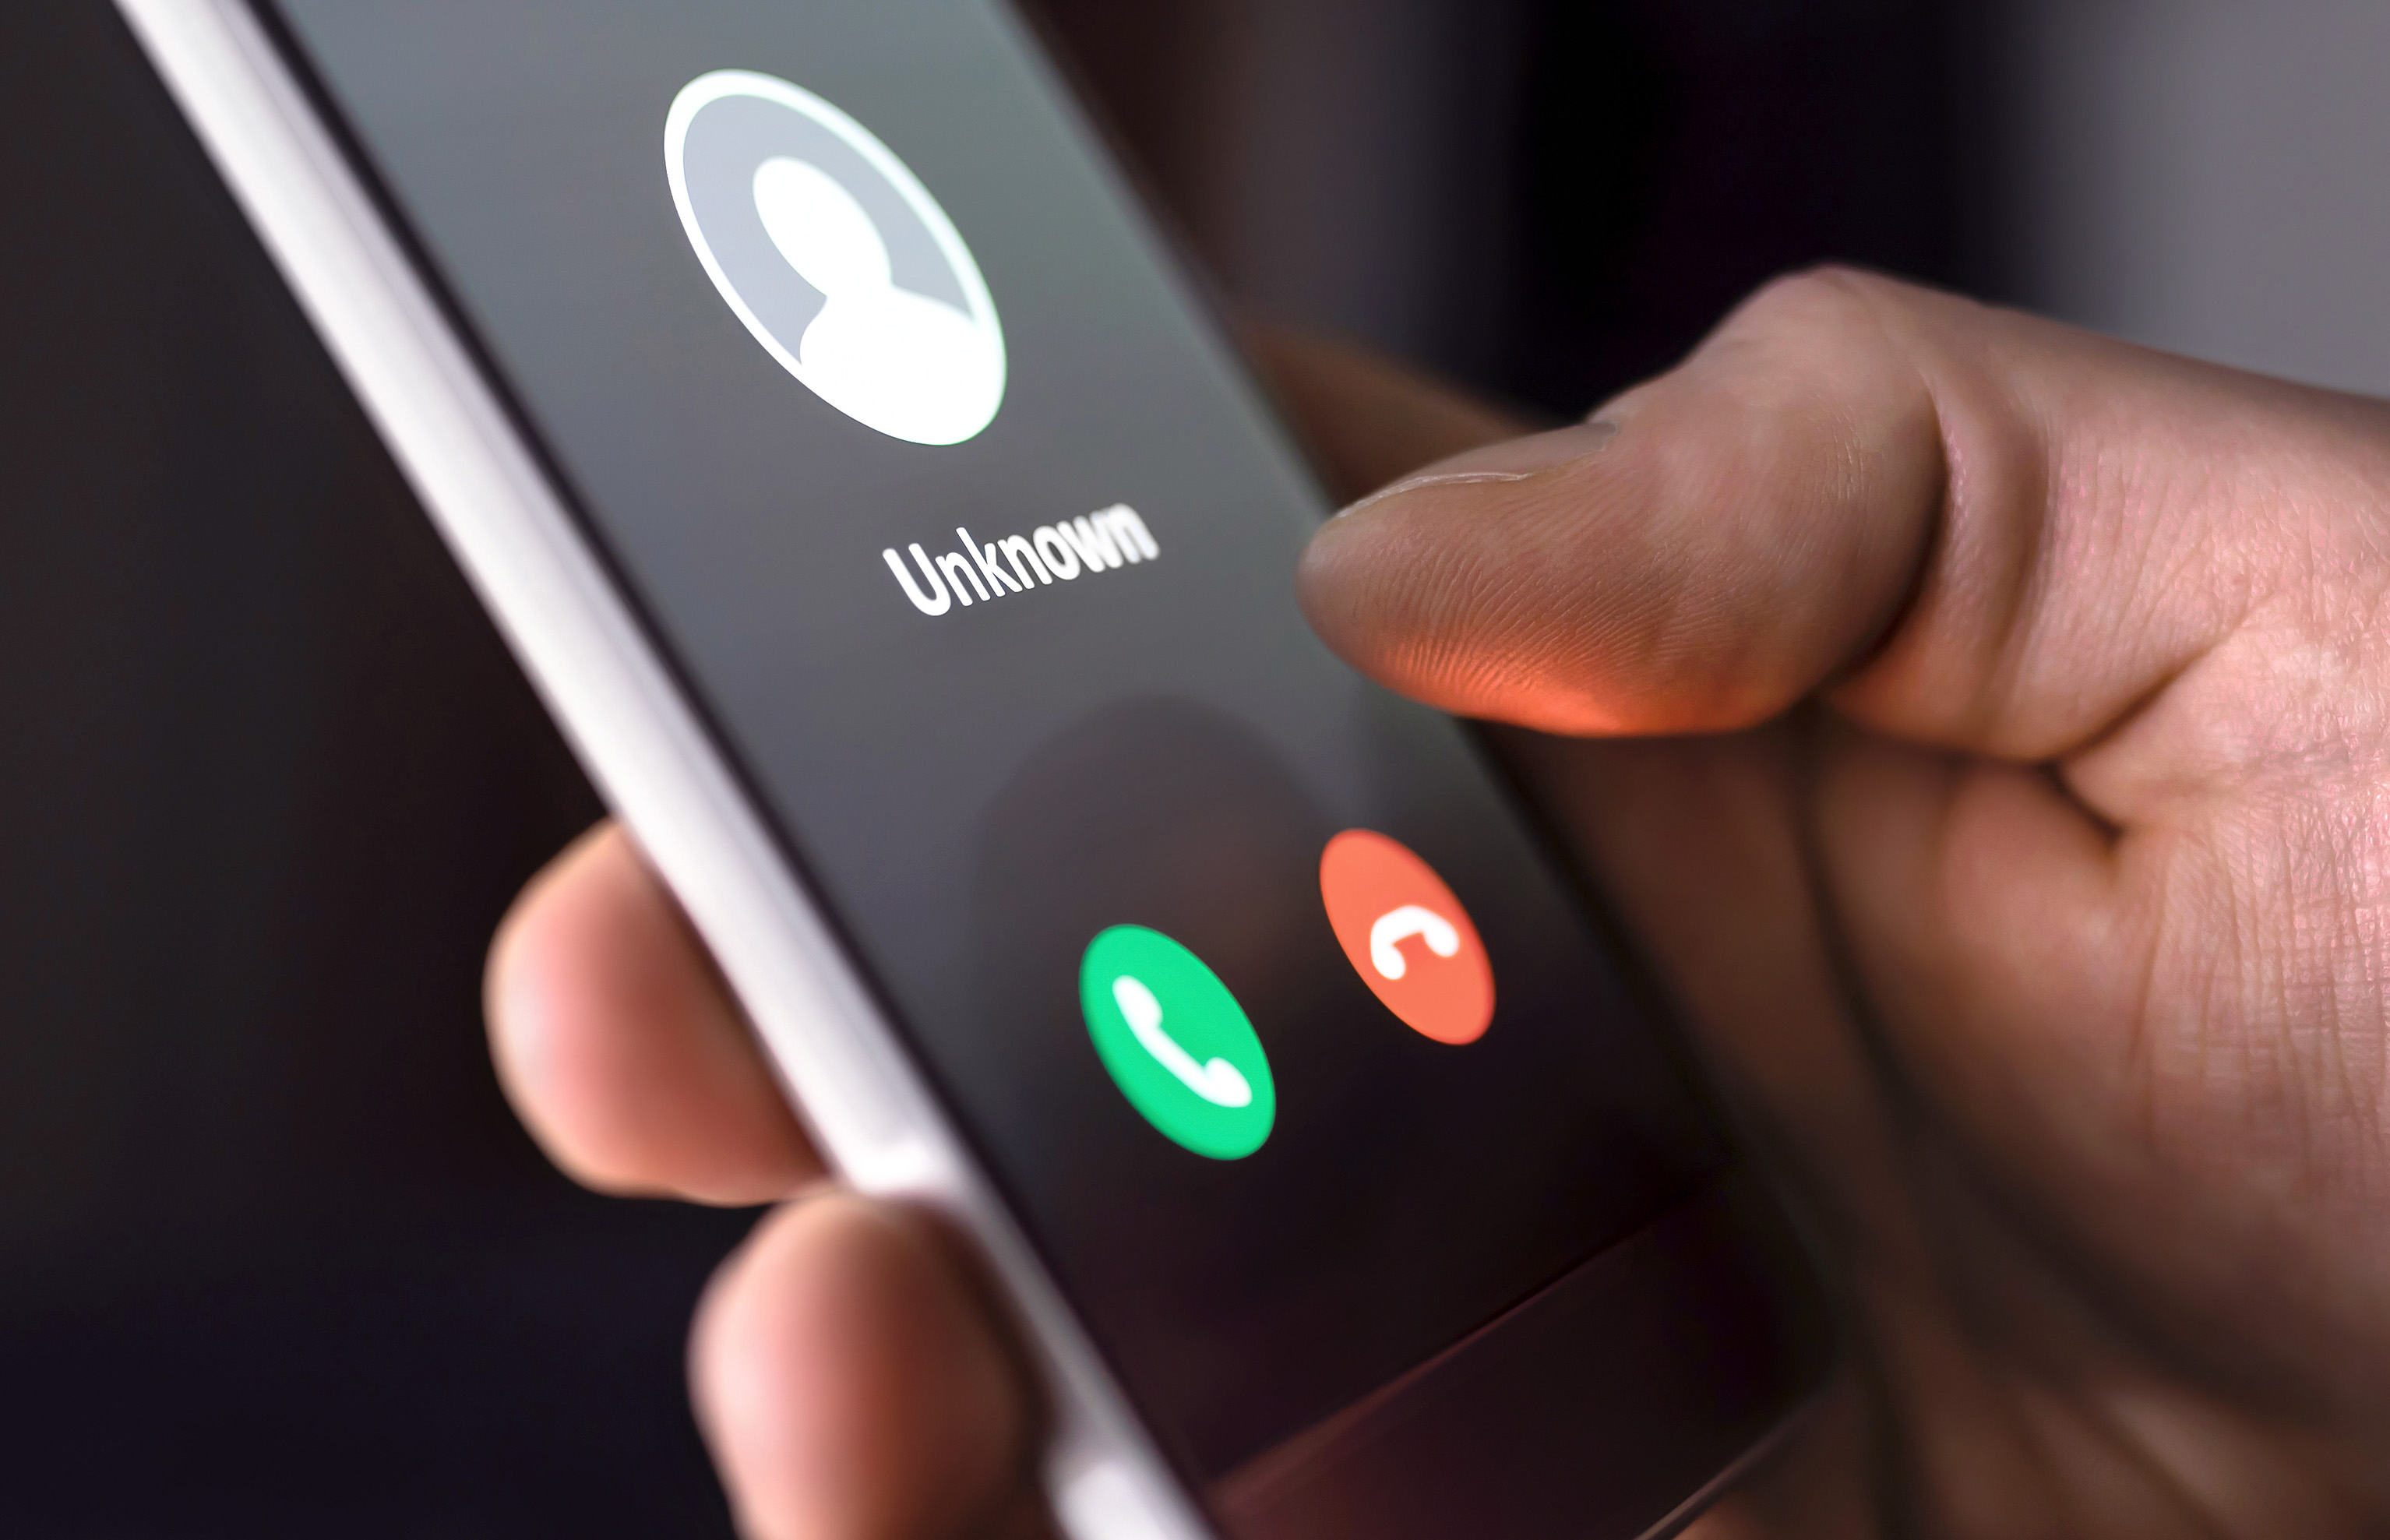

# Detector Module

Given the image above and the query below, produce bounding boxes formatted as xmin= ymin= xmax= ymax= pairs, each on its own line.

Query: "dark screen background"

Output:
xmin=270 ymin=0 xmax=1729 ymax=1478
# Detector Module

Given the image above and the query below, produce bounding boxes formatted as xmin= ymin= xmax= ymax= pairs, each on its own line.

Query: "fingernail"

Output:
xmin=1335 ymin=418 xmax=1622 ymax=519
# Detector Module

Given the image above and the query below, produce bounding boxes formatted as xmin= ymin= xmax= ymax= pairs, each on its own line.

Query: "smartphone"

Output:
xmin=116 ymin=3 xmax=1835 ymax=1535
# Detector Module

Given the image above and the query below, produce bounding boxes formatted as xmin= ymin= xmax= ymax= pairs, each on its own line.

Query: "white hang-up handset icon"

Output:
xmin=1369 ymin=905 xmax=1462 ymax=980
xmin=1112 ymin=975 xmax=1253 ymax=1108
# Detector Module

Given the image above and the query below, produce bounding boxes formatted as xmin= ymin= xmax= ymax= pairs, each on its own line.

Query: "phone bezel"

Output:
xmin=109 ymin=5 xmax=1835 ymax=1536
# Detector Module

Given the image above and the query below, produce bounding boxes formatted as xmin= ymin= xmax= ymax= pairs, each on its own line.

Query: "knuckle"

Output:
xmin=1719 ymin=266 xmax=1908 ymax=355
xmin=1686 ymin=269 xmax=1943 ymax=450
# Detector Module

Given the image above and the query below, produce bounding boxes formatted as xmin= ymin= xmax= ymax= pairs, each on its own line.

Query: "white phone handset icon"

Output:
xmin=1112 ymin=974 xmax=1253 ymax=1108
xmin=1369 ymin=904 xmax=1461 ymax=980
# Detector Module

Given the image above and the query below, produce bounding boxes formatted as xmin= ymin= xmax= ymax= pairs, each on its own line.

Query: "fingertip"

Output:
xmin=1299 ymin=449 xmax=1702 ymax=735
xmin=484 ymin=821 xmax=614 ymax=1053
xmin=486 ymin=823 xmax=820 ymax=1206
xmin=693 ymin=1196 xmax=1036 ymax=1540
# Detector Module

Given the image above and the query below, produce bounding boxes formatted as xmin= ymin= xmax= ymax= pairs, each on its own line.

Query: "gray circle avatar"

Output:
xmin=667 ymin=71 xmax=1006 ymax=446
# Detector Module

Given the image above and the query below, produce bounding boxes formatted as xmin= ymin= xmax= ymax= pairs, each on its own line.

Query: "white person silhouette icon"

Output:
xmin=668 ymin=72 xmax=1008 ymax=446
xmin=750 ymin=157 xmax=1004 ymax=446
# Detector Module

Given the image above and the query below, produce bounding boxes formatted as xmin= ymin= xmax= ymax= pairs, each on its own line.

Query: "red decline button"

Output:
xmin=1320 ymin=830 xmax=1494 ymax=1045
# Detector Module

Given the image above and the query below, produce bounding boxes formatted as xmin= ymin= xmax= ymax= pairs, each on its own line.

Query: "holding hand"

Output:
xmin=491 ymin=271 xmax=2390 ymax=1537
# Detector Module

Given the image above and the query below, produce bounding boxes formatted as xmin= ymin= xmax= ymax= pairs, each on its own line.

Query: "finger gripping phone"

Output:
xmin=117 ymin=3 xmax=1834 ymax=1535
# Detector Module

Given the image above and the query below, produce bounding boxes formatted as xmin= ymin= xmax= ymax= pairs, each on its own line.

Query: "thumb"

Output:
xmin=1299 ymin=266 xmax=2374 ymax=756
xmin=1299 ymin=267 xmax=1937 ymax=738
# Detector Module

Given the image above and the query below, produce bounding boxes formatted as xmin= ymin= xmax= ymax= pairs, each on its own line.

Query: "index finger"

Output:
xmin=486 ymin=821 xmax=822 ymax=1206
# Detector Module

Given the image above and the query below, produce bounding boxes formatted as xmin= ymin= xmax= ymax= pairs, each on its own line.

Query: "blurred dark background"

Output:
xmin=2 ymin=0 xmax=2382 ymax=1533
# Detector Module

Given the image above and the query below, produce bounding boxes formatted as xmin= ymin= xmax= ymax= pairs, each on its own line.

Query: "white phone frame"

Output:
xmin=111 ymin=3 xmax=1211 ymax=1536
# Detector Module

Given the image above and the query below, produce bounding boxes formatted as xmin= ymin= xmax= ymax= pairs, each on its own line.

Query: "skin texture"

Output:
xmin=485 ymin=271 xmax=2390 ymax=1536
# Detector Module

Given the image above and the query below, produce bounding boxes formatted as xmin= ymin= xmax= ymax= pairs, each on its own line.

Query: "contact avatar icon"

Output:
xmin=667 ymin=71 xmax=1006 ymax=446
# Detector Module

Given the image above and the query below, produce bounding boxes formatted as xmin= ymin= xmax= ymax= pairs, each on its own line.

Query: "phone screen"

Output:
xmin=266 ymin=0 xmax=1747 ymax=1485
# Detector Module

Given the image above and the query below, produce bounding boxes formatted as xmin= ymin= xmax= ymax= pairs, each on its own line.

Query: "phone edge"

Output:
xmin=108 ymin=4 xmax=1211 ymax=1537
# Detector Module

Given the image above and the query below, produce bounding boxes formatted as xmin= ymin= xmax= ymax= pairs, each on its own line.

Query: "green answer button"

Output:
xmin=1080 ymin=925 xmax=1275 ymax=1160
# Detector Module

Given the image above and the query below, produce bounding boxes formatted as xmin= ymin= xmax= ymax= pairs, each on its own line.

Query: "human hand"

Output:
xmin=488 ymin=273 xmax=2390 ymax=1536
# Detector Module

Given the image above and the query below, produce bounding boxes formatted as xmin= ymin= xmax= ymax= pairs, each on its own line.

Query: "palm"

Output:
xmin=1516 ymin=722 xmax=2384 ymax=1536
